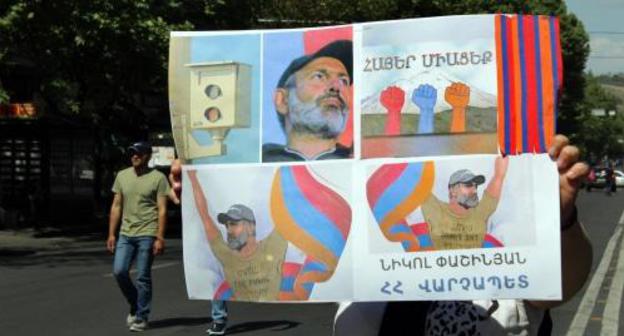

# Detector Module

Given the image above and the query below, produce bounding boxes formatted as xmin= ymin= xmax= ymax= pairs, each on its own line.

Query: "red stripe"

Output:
xmin=505 ymin=16 xmax=517 ymax=154
xmin=366 ymin=163 xmax=408 ymax=208
xmin=484 ymin=234 xmax=504 ymax=247
xmin=291 ymin=166 xmax=351 ymax=239
xmin=214 ymin=281 xmax=231 ymax=298
xmin=523 ymin=16 xmax=538 ymax=152
xmin=409 ymin=222 xmax=429 ymax=236
xmin=281 ymin=262 xmax=303 ymax=277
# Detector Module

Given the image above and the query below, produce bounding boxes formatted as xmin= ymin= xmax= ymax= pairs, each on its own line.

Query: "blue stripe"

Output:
xmin=218 ymin=289 xmax=233 ymax=300
xmin=302 ymin=260 xmax=327 ymax=273
xmin=518 ymin=15 xmax=529 ymax=153
xmin=401 ymin=241 xmax=413 ymax=250
xmin=533 ymin=16 xmax=546 ymax=152
xmin=373 ymin=163 xmax=424 ymax=224
xmin=549 ymin=17 xmax=559 ymax=132
xmin=303 ymin=282 xmax=314 ymax=293
xmin=389 ymin=224 xmax=412 ymax=235
xmin=280 ymin=168 xmax=345 ymax=257
xmin=500 ymin=16 xmax=511 ymax=154
xmin=417 ymin=234 xmax=433 ymax=247
xmin=280 ymin=277 xmax=295 ymax=291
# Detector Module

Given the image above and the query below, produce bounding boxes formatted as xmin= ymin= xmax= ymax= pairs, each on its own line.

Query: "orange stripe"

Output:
xmin=270 ymin=172 xmax=338 ymax=274
xmin=539 ymin=16 xmax=555 ymax=149
xmin=495 ymin=16 xmax=506 ymax=153
xmin=510 ymin=16 xmax=523 ymax=155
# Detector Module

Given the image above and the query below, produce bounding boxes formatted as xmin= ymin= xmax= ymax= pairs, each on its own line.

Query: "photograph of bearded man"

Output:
xmin=263 ymin=38 xmax=353 ymax=162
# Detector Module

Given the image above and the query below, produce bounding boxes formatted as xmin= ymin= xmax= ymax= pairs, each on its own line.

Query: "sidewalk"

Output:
xmin=0 ymin=228 xmax=99 ymax=256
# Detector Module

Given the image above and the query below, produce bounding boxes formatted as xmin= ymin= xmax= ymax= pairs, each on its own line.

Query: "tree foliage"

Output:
xmin=576 ymin=73 xmax=624 ymax=161
xmin=0 ymin=0 xmax=590 ymax=155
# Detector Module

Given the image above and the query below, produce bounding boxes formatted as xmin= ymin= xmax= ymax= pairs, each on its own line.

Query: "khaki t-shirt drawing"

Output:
xmin=210 ymin=230 xmax=288 ymax=301
xmin=112 ymin=167 xmax=170 ymax=237
xmin=422 ymin=192 xmax=498 ymax=250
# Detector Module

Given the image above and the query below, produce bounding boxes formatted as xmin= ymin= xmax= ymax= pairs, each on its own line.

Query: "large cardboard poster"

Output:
xmin=169 ymin=14 xmax=563 ymax=302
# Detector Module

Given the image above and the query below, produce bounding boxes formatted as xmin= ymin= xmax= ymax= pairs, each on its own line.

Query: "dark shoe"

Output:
xmin=206 ymin=322 xmax=227 ymax=335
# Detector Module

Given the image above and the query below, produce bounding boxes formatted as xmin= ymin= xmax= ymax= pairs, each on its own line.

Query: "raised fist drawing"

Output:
xmin=444 ymin=82 xmax=470 ymax=109
xmin=380 ymin=86 xmax=405 ymax=135
xmin=412 ymin=84 xmax=437 ymax=134
xmin=445 ymin=82 xmax=470 ymax=133
xmin=380 ymin=86 xmax=405 ymax=113
xmin=411 ymin=84 xmax=437 ymax=111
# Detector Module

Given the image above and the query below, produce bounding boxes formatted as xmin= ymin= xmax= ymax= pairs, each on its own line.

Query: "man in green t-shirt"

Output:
xmin=187 ymin=170 xmax=288 ymax=301
xmin=106 ymin=141 xmax=170 ymax=332
xmin=422 ymin=157 xmax=508 ymax=250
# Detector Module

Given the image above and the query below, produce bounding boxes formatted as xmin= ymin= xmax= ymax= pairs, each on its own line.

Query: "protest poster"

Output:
xmin=169 ymin=14 xmax=562 ymax=302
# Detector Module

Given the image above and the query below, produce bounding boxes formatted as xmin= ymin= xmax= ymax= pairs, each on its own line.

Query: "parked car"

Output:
xmin=586 ymin=167 xmax=624 ymax=191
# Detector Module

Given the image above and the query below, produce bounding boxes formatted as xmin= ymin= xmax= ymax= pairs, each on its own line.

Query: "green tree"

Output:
xmin=576 ymin=73 xmax=624 ymax=161
xmin=0 ymin=0 xmax=256 ymax=201
xmin=0 ymin=0 xmax=591 ymax=202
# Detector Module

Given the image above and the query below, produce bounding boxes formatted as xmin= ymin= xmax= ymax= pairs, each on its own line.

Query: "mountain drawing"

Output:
xmin=361 ymin=69 xmax=497 ymax=114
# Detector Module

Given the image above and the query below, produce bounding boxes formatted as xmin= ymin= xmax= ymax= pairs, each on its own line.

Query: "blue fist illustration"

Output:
xmin=411 ymin=84 xmax=437 ymax=134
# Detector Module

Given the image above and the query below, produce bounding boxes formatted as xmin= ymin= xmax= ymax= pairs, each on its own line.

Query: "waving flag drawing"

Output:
xmin=367 ymin=162 xmax=435 ymax=252
xmin=213 ymin=280 xmax=234 ymax=300
xmin=270 ymin=166 xmax=351 ymax=300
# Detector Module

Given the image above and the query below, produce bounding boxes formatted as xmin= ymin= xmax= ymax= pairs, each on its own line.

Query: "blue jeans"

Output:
xmin=212 ymin=300 xmax=228 ymax=324
xmin=113 ymin=235 xmax=155 ymax=322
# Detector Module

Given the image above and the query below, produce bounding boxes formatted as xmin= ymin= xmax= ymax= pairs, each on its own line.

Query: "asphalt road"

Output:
xmin=0 ymin=190 xmax=622 ymax=336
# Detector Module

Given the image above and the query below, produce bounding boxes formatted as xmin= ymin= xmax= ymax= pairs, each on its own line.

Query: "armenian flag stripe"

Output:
xmin=280 ymin=168 xmax=346 ymax=258
xmin=496 ymin=14 xmax=562 ymax=154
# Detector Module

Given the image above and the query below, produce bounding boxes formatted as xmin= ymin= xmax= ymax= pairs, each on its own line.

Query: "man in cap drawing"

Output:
xmin=263 ymin=39 xmax=353 ymax=162
xmin=187 ymin=171 xmax=288 ymax=301
xmin=421 ymin=157 xmax=509 ymax=250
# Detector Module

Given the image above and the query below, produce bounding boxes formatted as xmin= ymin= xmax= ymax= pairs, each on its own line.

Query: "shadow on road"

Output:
xmin=0 ymin=249 xmax=111 ymax=268
xmin=148 ymin=316 xmax=212 ymax=329
xmin=146 ymin=317 xmax=300 ymax=333
xmin=225 ymin=320 xmax=301 ymax=334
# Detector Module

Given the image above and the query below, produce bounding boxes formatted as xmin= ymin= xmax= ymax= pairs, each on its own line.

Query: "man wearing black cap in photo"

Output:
xmin=187 ymin=170 xmax=288 ymax=303
xmin=107 ymin=141 xmax=171 ymax=332
xmin=263 ymin=39 xmax=353 ymax=162
xmin=420 ymin=156 xmax=509 ymax=250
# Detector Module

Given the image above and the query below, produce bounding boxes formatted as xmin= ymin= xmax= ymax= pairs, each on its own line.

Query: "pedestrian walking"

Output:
xmin=107 ymin=141 xmax=170 ymax=332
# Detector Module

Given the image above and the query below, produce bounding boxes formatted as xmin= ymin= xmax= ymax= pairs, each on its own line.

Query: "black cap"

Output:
xmin=277 ymin=40 xmax=353 ymax=88
xmin=127 ymin=141 xmax=152 ymax=155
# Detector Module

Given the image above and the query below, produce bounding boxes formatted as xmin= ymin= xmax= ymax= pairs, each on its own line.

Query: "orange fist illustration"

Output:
xmin=445 ymin=82 xmax=470 ymax=133
xmin=444 ymin=82 xmax=470 ymax=108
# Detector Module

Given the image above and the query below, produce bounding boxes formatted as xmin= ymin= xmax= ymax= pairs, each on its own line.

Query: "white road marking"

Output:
xmin=103 ymin=261 xmax=180 ymax=277
xmin=601 ymin=213 xmax=624 ymax=336
xmin=566 ymin=209 xmax=624 ymax=336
